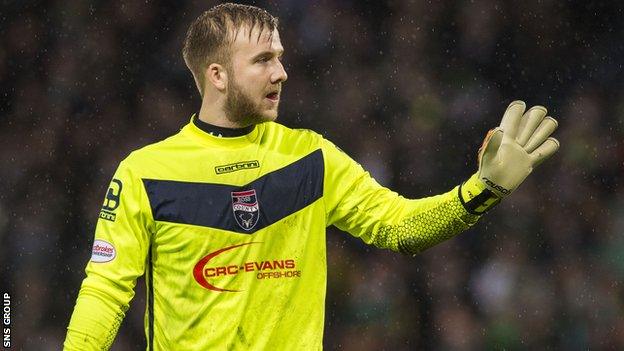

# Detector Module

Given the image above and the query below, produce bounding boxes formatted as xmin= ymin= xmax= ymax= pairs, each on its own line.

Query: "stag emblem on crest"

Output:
xmin=231 ymin=189 xmax=260 ymax=231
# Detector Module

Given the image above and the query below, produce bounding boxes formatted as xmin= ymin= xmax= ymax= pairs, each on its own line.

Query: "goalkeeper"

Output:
xmin=64 ymin=3 xmax=559 ymax=350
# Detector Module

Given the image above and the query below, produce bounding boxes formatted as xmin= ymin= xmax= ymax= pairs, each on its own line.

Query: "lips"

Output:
xmin=266 ymin=92 xmax=279 ymax=101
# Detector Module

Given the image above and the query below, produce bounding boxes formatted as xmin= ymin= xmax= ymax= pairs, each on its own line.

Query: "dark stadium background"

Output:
xmin=1 ymin=0 xmax=624 ymax=349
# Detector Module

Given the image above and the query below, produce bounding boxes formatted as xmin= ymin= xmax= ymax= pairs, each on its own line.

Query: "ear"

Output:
xmin=205 ymin=63 xmax=228 ymax=91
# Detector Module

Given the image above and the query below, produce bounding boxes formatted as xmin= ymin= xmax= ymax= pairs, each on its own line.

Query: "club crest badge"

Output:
xmin=231 ymin=189 xmax=260 ymax=231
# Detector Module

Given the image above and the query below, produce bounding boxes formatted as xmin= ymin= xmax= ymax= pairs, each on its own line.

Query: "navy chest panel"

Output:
xmin=142 ymin=149 xmax=324 ymax=234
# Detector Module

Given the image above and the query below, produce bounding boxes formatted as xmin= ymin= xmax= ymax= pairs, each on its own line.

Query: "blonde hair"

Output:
xmin=182 ymin=3 xmax=279 ymax=97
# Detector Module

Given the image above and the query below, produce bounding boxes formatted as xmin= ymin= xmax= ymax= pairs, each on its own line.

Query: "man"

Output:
xmin=64 ymin=3 xmax=559 ymax=350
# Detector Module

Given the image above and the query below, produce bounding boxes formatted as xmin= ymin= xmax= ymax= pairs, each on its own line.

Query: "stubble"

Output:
xmin=224 ymin=74 xmax=275 ymax=127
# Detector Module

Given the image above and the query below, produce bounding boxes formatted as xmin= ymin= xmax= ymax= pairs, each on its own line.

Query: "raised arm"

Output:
xmin=324 ymin=100 xmax=559 ymax=255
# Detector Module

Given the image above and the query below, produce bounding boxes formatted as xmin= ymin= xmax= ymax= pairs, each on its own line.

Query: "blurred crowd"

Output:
xmin=1 ymin=0 xmax=624 ymax=350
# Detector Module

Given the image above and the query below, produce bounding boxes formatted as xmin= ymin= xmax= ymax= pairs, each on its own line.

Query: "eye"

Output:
xmin=256 ymin=56 xmax=270 ymax=63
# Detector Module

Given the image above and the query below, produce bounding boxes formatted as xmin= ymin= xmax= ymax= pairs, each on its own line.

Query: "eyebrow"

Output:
xmin=251 ymin=49 xmax=284 ymax=61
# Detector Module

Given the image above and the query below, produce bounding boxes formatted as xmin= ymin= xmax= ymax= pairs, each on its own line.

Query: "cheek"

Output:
xmin=241 ymin=66 xmax=269 ymax=87
xmin=236 ymin=75 xmax=263 ymax=95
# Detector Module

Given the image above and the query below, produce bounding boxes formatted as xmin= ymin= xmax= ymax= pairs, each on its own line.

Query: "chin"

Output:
xmin=245 ymin=112 xmax=276 ymax=126
xmin=262 ymin=110 xmax=278 ymax=122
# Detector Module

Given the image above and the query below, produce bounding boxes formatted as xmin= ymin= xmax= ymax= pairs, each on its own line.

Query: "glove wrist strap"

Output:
xmin=459 ymin=173 xmax=502 ymax=215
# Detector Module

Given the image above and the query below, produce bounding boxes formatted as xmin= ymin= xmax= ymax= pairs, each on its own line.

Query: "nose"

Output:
xmin=271 ymin=60 xmax=288 ymax=84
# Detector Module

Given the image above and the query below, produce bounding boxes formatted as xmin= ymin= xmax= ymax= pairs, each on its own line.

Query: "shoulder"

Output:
xmin=118 ymin=129 xmax=187 ymax=171
xmin=262 ymin=121 xmax=326 ymax=149
xmin=262 ymin=122 xmax=352 ymax=164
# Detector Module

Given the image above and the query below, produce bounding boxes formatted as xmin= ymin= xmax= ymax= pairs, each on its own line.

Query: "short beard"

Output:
xmin=224 ymin=75 xmax=270 ymax=127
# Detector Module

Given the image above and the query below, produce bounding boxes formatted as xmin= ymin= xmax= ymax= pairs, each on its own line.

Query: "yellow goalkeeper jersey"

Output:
xmin=64 ymin=116 xmax=480 ymax=350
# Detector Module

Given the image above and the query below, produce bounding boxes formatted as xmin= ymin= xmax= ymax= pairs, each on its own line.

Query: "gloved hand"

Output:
xmin=459 ymin=100 xmax=560 ymax=214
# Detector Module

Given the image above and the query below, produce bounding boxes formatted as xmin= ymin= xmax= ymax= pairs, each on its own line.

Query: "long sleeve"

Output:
xmin=64 ymin=159 xmax=153 ymax=350
xmin=322 ymin=138 xmax=480 ymax=255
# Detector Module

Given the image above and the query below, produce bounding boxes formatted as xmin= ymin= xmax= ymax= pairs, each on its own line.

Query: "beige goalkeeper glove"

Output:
xmin=459 ymin=100 xmax=560 ymax=215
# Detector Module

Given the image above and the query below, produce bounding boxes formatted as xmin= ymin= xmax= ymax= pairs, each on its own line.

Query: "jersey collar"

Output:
xmin=181 ymin=114 xmax=263 ymax=148
xmin=192 ymin=114 xmax=255 ymax=137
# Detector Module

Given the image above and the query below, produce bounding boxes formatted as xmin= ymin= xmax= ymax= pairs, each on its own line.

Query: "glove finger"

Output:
xmin=524 ymin=117 xmax=558 ymax=153
xmin=517 ymin=105 xmax=547 ymax=146
xmin=529 ymin=137 xmax=560 ymax=166
xmin=499 ymin=100 xmax=526 ymax=139
xmin=479 ymin=128 xmax=504 ymax=166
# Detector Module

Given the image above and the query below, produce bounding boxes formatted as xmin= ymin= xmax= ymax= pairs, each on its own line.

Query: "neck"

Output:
xmin=198 ymin=95 xmax=247 ymax=128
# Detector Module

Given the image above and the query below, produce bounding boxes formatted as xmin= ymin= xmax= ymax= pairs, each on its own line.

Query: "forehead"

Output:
xmin=230 ymin=25 xmax=283 ymax=57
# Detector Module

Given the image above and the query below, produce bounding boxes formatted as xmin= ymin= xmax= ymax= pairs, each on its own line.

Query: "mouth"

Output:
xmin=265 ymin=91 xmax=280 ymax=102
